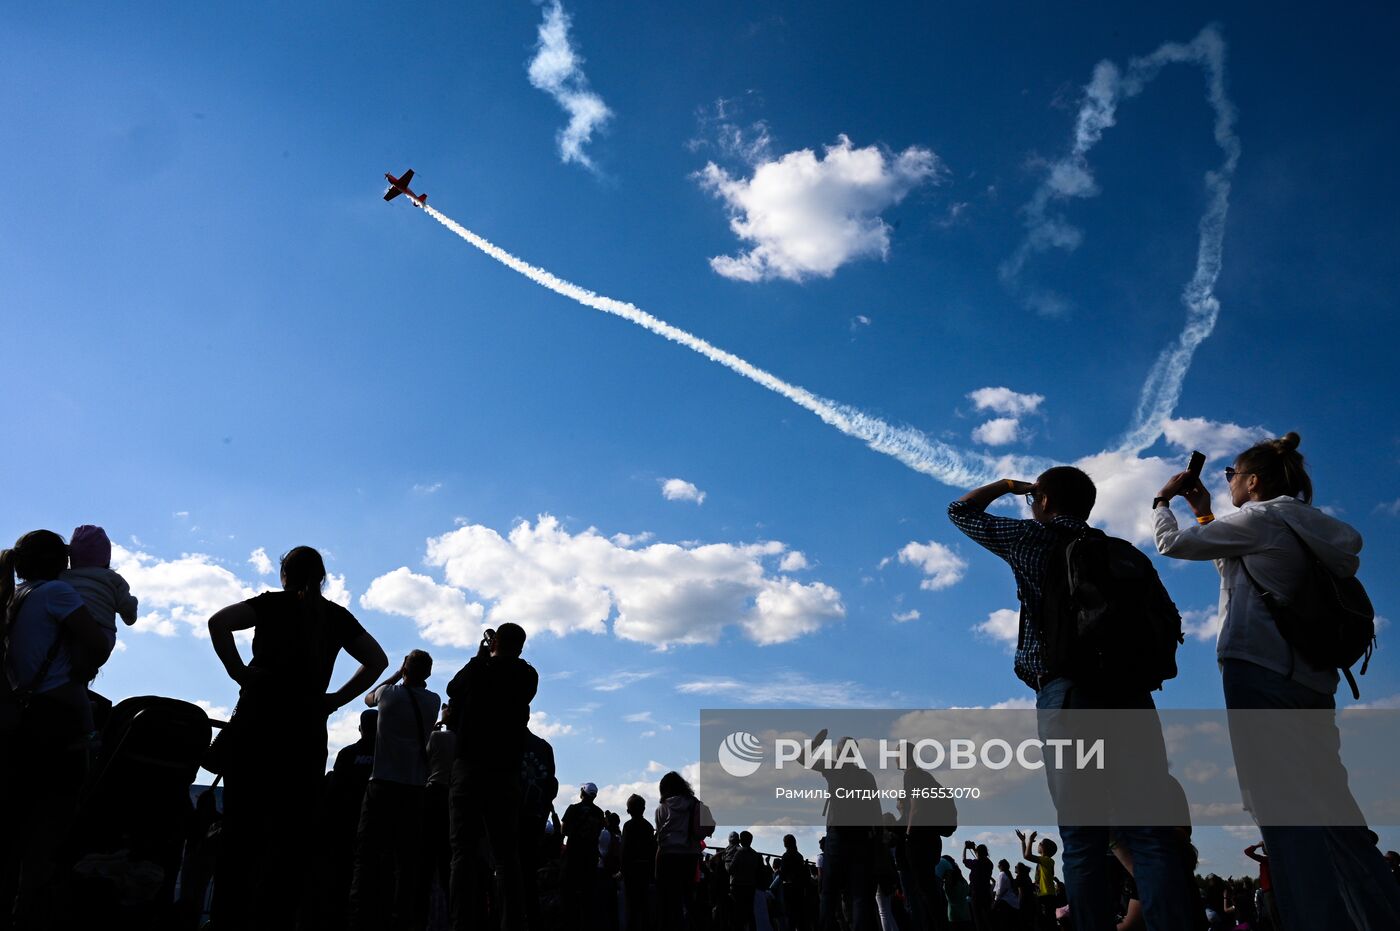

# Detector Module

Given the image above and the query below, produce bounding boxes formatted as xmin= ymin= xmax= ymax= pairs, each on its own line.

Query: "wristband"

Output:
xmin=1005 ymin=479 xmax=1016 ymax=491
xmin=1196 ymin=514 xmax=1215 ymax=525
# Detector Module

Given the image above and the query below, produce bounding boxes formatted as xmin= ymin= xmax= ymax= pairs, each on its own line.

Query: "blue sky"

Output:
xmin=5 ymin=1 xmax=1400 ymax=875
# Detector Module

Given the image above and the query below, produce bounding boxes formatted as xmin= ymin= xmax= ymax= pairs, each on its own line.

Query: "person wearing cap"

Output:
xmin=563 ymin=783 xmax=607 ymax=931
xmin=60 ymin=524 xmax=137 ymax=682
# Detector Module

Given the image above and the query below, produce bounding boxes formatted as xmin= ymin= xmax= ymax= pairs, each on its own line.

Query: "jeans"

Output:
xmin=348 ymin=779 xmax=426 ymax=931
xmin=1222 ymin=659 xmax=1400 ymax=931
xmin=1034 ymin=677 xmax=1193 ymax=931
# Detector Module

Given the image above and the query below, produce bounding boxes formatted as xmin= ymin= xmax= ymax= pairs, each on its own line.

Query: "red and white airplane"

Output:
xmin=383 ymin=168 xmax=427 ymax=206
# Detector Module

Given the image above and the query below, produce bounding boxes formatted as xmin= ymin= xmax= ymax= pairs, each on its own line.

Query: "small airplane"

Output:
xmin=383 ymin=168 xmax=427 ymax=206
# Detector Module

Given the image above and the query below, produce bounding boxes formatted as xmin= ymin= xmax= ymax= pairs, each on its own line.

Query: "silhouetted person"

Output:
xmin=803 ymin=729 xmax=880 ymax=931
xmin=1156 ymin=431 xmax=1400 ymax=930
xmin=654 ymin=771 xmax=716 ymax=931
xmin=421 ymin=702 xmax=457 ymax=919
xmin=520 ymin=727 xmax=559 ymax=931
xmin=349 ymin=650 xmax=441 ymax=930
xmin=622 ymin=794 xmax=656 ymax=931
xmin=60 ymin=524 xmax=135 ymax=681
xmin=779 ymin=835 xmax=812 ymax=931
xmin=725 ymin=831 xmax=760 ymax=931
xmin=0 ymin=530 xmax=107 ymax=930
xmin=962 ymin=843 xmax=993 ymax=930
xmin=207 ymin=545 xmax=388 ymax=930
xmin=897 ymin=747 xmax=953 ymax=931
xmin=949 ymin=468 xmax=1193 ymax=931
xmin=563 ymin=784 xmax=607 ymax=931
xmin=446 ymin=623 xmax=538 ymax=931
xmin=318 ymin=708 xmax=379 ymax=927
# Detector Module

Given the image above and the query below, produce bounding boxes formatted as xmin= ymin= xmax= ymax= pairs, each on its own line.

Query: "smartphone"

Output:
xmin=1187 ymin=450 xmax=1206 ymax=479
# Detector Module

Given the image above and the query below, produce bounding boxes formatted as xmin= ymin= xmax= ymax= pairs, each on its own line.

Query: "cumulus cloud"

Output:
xmin=1072 ymin=450 xmax=1179 ymax=545
xmin=661 ymin=478 xmax=706 ymax=505
xmin=972 ymin=417 xmax=1021 ymax=446
xmin=360 ymin=567 xmax=487 ymax=648
xmin=967 ymin=387 xmax=1045 ymax=417
xmin=526 ymin=0 xmax=612 ymax=170
xmin=113 ymin=544 xmax=260 ymax=637
xmin=895 ymin=541 xmax=968 ymax=591
xmin=248 ymin=547 xmax=274 ymax=576
xmin=362 ymin=516 xmax=843 ymax=650
xmin=892 ymin=609 xmax=921 ymax=623
xmin=1181 ymin=606 xmax=1223 ymax=642
xmin=1162 ymin=417 xmax=1269 ymax=461
xmin=530 ymin=710 xmax=574 ymax=738
xmin=696 ymin=135 xmax=941 ymax=282
xmin=973 ymin=608 xmax=1020 ymax=650
xmin=779 ymin=551 xmax=809 ymax=572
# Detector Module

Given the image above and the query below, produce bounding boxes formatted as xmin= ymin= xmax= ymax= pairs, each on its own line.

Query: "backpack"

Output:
xmin=1237 ymin=520 xmax=1376 ymax=700
xmin=1037 ymin=527 xmax=1184 ymax=691
xmin=656 ymin=795 xmax=714 ymax=851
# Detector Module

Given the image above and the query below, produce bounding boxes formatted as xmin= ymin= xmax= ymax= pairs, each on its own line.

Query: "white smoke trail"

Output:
xmin=420 ymin=203 xmax=1038 ymax=487
xmin=1003 ymin=25 xmax=1239 ymax=454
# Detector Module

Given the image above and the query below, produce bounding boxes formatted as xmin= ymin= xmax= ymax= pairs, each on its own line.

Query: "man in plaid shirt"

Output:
xmin=947 ymin=466 xmax=1194 ymax=931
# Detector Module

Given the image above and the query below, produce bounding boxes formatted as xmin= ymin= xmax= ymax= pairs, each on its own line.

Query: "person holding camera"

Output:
xmin=1154 ymin=432 xmax=1400 ymax=930
xmin=446 ymin=623 xmax=538 ymax=931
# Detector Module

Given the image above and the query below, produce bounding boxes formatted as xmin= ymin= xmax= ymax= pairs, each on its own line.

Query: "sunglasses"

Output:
xmin=1223 ymin=468 xmax=1254 ymax=481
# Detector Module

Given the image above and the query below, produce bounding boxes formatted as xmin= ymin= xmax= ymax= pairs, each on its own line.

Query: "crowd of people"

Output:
xmin=1 ymin=432 xmax=1399 ymax=930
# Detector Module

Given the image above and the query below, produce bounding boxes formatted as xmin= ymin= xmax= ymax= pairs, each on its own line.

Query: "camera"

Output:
xmin=478 ymin=627 xmax=497 ymax=657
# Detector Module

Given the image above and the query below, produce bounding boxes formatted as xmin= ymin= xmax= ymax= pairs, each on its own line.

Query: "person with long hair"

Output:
xmin=207 ymin=545 xmax=387 ymax=929
xmin=0 ymin=530 xmax=107 ymax=929
xmin=654 ymin=770 xmax=716 ymax=931
xmin=1154 ymin=432 xmax=1400 ymax=930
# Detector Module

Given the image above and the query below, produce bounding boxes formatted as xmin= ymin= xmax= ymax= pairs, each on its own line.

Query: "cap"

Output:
xmin=581 ymin=782 xmax=598 ymax=797
xmin=69 ymin=525 xmax=112 ymax=569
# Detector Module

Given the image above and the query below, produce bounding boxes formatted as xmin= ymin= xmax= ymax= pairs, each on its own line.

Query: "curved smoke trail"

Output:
xmin=420 ymin=203 xmax=1037 ymax=488
xmin=1003 ymin=25 xmax=1239 ymax=455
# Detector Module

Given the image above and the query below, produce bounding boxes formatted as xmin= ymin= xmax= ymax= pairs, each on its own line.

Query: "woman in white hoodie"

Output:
xmin=1153 ymin=432 xmax=1400 ymax=931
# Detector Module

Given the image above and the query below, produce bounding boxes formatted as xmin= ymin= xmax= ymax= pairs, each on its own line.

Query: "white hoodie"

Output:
xmin=1154 ymin=496 xmax=1362 ymax=695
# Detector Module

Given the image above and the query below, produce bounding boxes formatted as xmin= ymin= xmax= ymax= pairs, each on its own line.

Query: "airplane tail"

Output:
xmin=418 ymin=193 xmax=428 ymax=205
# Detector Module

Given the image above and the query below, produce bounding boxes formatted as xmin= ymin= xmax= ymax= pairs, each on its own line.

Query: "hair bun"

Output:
xmin=1277 ymin=431 xmax=1301 ymax=452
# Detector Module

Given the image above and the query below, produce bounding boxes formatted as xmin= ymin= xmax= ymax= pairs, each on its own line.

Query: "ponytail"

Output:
xmin=1237 ymin=431 xmax=1313 ymax=503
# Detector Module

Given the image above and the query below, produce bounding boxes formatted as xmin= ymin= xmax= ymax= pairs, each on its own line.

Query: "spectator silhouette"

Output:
xmin=961 ymin=843 xmax=993 ymax=931
xmin=778 ymin=835 xmax=812 ymax=931
xmin=654 ymin=770 xmax=715 ymax=931
xmin=0 ymin=530 xmax=107 ymax=929
xmin=446 ymin=622 xmax=538 ymax=931
xmin=349 ymin=650 xmax=441 ymax=930
xmin=725 ymin=831 xmax=760 ymax=931
xmin=622 ymin=793 xmax=656 ymax=931
xmin=949 ymin=468 xmax=1194 ymax=930
xmin=421 ymin=702 xmax=457 ymax=921
xmin=60 ymin=524 xmax=135 ymax=683
xmin=563 ymin=783 xmax=607 ymax=931
xmin=520 ymin=727 xmax=559 ymax=931
xmin=1155 ymin=432 xmax=1400 ymax=930
xmin=318 ymin=708 xmax=379 ymax=928
xmin=802 ymin=729 xmax=879 ymax=931
xmin=206 ymin=545 xmax=388 ymax=930
xmin=897 ymin=747 xmax=952 ymax=931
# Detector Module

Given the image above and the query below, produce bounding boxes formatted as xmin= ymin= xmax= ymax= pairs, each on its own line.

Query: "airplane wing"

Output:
xmin=383 ymin=186 xmax=401 ymax=201
xmin=398 ymin=169 xmax=414 ymax=186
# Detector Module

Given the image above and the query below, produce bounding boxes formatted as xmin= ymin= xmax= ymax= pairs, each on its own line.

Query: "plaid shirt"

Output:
xmin=947 ymin=500 xmax=1088 ymax=691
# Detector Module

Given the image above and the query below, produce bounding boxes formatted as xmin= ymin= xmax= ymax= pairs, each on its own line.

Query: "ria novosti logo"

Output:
xmin=717 ymin=731 xmax=765 ymax=777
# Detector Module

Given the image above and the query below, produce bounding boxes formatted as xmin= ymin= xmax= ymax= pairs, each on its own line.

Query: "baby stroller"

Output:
xmin=61 ymin=696 xmax=213 ymax=930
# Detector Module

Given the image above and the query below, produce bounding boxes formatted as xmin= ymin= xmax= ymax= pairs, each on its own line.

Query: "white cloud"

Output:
xmin=412 ymin=482 xmax=443 ymax=495
xmin=530 ymin=710 xmax=574 ymax=738
xmin=895 ymin=541 xmax=968 ymax=591
xmin=610 ymin=531 xmax=654 ymax=548
xmin=696 ymin=135 xmax=941 ymax=283
xmin=973 ymin=607 xmax=1020 ymax=650
xmin=193 ymin=699 xmax=232 ymax=722
xmin=972 ymin=417 xmax=1021 ymax=446
xmin=1181 ymin=606 xmax=1223 ymax=642
xmin=622 ymin=711 xmax=654 ymax=724
xmin=361 ymin=516 xmax=843 ymax=650
xmin=1162 ymin=417 xmax=1269 ymax=462
xmin=248 ymin=547 xmax=274 ymax=576
xmin=967 ymin=387 xmax=1045 ymax=417
xmin=1073 ymin=450 xmax=1179 ymax=546
xmin=1374 ymin=499 xmax=1400 ymax=518
xmin=661 ymin=478 xmax=706 ymax=505
xmin=113 ymin=545 xmax=259 ymax=638
xmin=892 ymin=609 xmax=921 ymax=623
xmin=989 ymin=696 xmax=1036 ymax=710
xmin=779 ymin=551 xmax=809 ymax=572
xmin=360 ymin=567 xmax=487 ymax=649
xmin=1348 ymin=694 xmax=1400 ymax=710
xmin=676 ymin=672 xmax=885 ymax=707
xmin=527 ymin=0 xmax=612 ymax=170
xmin=327 ymin=708 xmax=368 ymax=762
xmin=591 ymin=670 xmax=659 ymax=692
xmin=559 ymin=761 xmax=702 ymax=813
